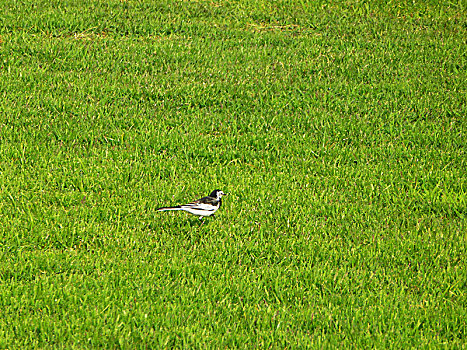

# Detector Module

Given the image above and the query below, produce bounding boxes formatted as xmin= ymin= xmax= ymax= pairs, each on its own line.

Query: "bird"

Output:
xmin=156 ymin=190 xmax=226 ymax=220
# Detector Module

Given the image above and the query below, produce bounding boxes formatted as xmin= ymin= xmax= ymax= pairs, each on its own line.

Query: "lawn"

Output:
xmin=0 ymin=0 xmax=465 ymax=348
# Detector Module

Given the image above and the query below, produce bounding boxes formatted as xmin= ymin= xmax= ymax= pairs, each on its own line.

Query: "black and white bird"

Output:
xmin=156 ymin=190 xmax=226 ymax=220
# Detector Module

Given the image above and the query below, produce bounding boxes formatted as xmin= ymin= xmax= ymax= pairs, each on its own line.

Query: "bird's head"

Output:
xmin=210 ymin=189 xmax=226 ymax=199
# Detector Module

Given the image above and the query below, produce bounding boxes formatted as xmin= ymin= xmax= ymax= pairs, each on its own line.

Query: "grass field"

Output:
xmin=0 ymin=0 xmax=466 ymax=347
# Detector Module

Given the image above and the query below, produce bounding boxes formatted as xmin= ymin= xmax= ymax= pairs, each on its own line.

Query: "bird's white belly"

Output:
xmin=182 ymin=208 xmax=216 ymax=216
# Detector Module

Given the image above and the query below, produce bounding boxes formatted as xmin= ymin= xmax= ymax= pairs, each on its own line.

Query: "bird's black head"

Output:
xmin=210 ymin=189 xmax=226 ymax=199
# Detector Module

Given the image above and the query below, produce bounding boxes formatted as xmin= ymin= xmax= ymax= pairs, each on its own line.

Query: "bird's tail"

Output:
xmin=156 ymin=206 xmax=182 ymax=212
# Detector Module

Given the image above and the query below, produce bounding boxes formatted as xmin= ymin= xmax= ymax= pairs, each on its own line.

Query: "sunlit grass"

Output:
xmin=0 ymin=0 xmax=465 ymax=347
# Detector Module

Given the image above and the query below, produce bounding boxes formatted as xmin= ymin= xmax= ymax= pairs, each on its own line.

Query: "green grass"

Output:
xmin=0 ymin=0 xmax=466 ymax=347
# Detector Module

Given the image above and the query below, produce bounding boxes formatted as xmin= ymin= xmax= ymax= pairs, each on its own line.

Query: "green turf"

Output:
xmin=0 ymin=0 xmax=466 ymax=348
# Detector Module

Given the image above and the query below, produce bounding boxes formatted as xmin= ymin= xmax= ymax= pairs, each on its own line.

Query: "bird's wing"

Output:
xmin=197 ymin=196 xmax=219 ymax=205
xmin=180 ymin=199 xmax=217 ymax=212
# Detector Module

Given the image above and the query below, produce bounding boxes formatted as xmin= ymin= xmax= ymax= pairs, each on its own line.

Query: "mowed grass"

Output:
xmin=0 ymin=0 xmax=466 ymax=347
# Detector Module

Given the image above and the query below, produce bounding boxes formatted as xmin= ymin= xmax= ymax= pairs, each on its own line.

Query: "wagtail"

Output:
xmin=156 ymin=190 xmax=226 ymax=219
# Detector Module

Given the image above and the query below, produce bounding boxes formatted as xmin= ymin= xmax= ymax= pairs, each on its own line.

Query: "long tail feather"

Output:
xmin=156 ymin=206 xmax=182 ymax=212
